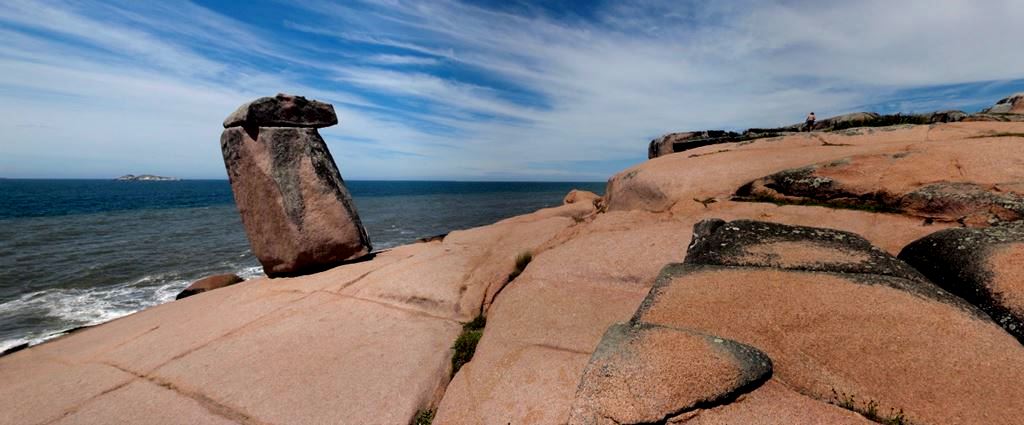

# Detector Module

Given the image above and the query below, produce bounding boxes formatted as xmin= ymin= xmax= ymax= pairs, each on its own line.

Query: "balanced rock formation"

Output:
xmin=175 ymin=273 xmax=243 ymax=300
xmin=899 ymin=223 xmax=1024 ymax=343
xmin=223 ymin=93 xmax=338 ymax=128
xmin=221 ymin=94 xmax=371 ymax=277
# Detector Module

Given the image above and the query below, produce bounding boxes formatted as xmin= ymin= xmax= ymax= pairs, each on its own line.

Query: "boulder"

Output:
xmin=629 ymin=219 xmax=1024 ymax=425
xmin=223 ymin=93 xmax=338 ymax=128
xmin=982 ymin=92 xmax=1024 ymax=115
xmin=648 ymin=131 xmax=743 ymax=159
xmin=563 ymin=189 xmax=601 ymax=207
xmin=899 ymin=223 xmax=1024 ymax=343
xmin=927 ymin=110 xmax=968 ymax=123
xmin=568 ymin=323 xmax=772 ymax=425
xmin=175 ymin=273 xmax=244 ymax=300
xmin=221 ymin=96 xmax=371 ymax=277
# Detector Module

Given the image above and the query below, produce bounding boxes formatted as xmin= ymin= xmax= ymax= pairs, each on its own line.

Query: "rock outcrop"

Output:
xmin=733 ymin=140 xmax=1024 ymax=226
xmin=927 ymin=109 xmax=968 ymax=123
xmin=807 ymin=111 xmax=880 ymax=131
xmin=4 ymin=100 xmax=1024 ymax=425
xmin=982 ymin=92 xmax=1024 ymax=115
xmin=568 ymin=323 xmax=772 ymax=425
xmin=648 ymin=131 xmax=744 ymax=159
xmin=175 ymin=273 xmax=243 ymax=300
xmin=615 ymin=219 xmax=1024 ymax=425
xmin=899 ymin=223 xmax=1024 ymax=343
xmin=221 ymin=94 xmax=371 ymax=277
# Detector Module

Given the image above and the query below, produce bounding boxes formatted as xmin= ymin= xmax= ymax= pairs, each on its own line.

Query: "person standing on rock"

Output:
xmin=805 ymin=112 xmax=816 ymax=132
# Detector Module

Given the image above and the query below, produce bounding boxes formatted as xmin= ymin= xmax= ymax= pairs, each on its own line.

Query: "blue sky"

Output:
xmin=1 ymin=0 xmax=1022 ymax=181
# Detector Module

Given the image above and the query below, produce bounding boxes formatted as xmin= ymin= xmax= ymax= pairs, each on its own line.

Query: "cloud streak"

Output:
xmin=1 ymin=0 xmax=1022 ymax=180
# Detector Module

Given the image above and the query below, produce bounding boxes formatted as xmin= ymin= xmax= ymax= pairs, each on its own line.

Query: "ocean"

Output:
xmin=0 ymin=179 xmax=604 ymax=352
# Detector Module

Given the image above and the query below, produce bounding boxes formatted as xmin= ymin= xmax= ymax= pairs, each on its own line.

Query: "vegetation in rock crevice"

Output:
xmin=830 ymin=389 xmax=912 ymax=425
xmin=451 ymin=314 xmax=487 ymax=377
xmin=506 ymin=251 xmax=533 ymax=283
xmin=412 ymin=409 xmax=434 ymax=425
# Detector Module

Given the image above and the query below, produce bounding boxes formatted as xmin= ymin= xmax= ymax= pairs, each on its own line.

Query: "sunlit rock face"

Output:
xmin=221 ymin=93 xmax=371 ymax=277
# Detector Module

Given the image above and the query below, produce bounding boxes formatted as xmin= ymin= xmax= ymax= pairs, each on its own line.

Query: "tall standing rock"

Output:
xmin=221 ymin=93 xmax=371 ymax=277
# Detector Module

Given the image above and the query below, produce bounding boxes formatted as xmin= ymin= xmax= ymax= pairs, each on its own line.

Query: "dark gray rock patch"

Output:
xmin=899 ymin=223 xmax=1024 ymax=343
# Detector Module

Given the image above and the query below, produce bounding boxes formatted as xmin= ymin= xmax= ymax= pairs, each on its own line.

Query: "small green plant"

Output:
xmin=413 ymin=409 xmax=435 ymax=425
xmin=451 ymin=315 xmax=486 ymax=377
xmin=506 ymin=251 xmax=533 ymax=282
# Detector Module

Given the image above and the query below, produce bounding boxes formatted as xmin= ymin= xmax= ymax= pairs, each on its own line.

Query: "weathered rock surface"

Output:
xmin=732 ymin=134 xmax=1024 ymax=225
xmin=0 ymin=199 xmax=587 ymax=425
xmin=568 ymin=323 xmax=772 ymax=425
xmin=221 ymin=122 xmax=371 ymax=277
xmin=223 ymin=93 xmax=338 ymax=128
xmin=685 ymin=219 xmax=927 ymax=281
xmin=175 ymin=273 xmax=243 ymax=300
xmin=631 ymin=220 xmax=1024 ymax=425
xmin=899 ymin=223 xmax=1024 ymax=343
xmin=982 ymin=92 xmax=1024 ymax=115
xmin=669 ymin=380 xmax=875 ymax=424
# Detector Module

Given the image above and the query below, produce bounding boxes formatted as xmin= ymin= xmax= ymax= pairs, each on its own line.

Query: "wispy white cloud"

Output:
xmin=1 ymin=0 xmax=1022 ymax=180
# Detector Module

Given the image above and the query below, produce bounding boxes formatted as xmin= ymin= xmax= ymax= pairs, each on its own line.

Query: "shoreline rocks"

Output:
xmin=175 ymin=273 xmax=244 ymax=300
xmin=221 ymin=94 xmax=371 ymax=277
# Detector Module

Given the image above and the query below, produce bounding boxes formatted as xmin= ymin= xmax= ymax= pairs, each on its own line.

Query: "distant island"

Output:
xmin=114 ymin=174 xmax=179 ymax=181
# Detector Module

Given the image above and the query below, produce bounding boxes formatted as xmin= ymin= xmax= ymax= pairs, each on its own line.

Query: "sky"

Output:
xmin=0 ymin=0 xmax=1022 ymax=181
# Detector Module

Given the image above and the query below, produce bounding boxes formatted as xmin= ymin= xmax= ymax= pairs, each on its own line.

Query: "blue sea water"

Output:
xmin=0 ymin=179 xmax=604 ymax=352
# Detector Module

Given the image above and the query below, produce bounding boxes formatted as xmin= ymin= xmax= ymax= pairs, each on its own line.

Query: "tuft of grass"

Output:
xmin=413 ymin=409 xmax=435 ymax=425
xmin=506 ymin=251 xmax=533 ymax=282
xmin=830 ymin=389 xmax=912 ymax=425
xmin=451 ymin=315 xmax=486 ymax=377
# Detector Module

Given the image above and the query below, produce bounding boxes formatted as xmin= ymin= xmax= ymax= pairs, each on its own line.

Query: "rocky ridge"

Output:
xmin=2 ymin=94 xmax=1024 ymax=424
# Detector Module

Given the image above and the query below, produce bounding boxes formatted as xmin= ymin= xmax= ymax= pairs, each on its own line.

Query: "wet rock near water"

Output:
xmin=176 ymin=273 xmax=244 ymax=300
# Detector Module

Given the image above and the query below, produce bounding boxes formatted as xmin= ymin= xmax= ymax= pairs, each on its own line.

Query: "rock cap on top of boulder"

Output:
xmin=223 ymin=93 xmax=338 ymax=128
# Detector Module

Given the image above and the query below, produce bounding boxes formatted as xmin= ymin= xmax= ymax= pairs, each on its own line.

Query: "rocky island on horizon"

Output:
xmin=114 ymin=174 xmax=180 ymax=181
xmin=3 ymin=92 xmax=1024 ymax=425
